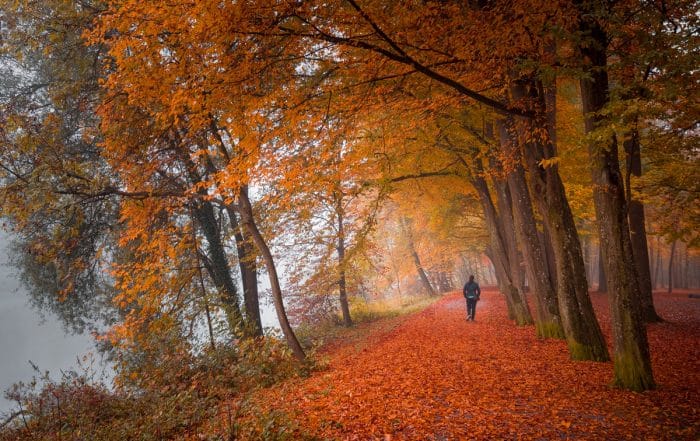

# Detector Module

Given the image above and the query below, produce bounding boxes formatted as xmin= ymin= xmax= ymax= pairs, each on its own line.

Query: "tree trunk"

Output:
xmin=226 ymin=205 xmax=263 ymax=337
xmin=598 ymin=247 xmax=607 ymax=293
xmin=581 ymin=234 xmax=591 ymax=286
xmin=336 ymin=194 xmax=353 ymax=326
xmin=652 ymin=236 xmax=661 ymax=289
xmin=492 ymin=165 xmax=527 ymax=297
xmin=668 ymin=240 xmax=677 ymax=294
xmin=511 ymin=81 xmax=608 ymax=361
xmin=578 ymin=12 xmax=654 ymax=390
xmin=541 ymin=223 xmax=558 ymax=291
xmin=487 ymin=259 xmax=497 ymax=286
xmin=178 ymin=148 xmax=245 ymax=336
xmin=624 ymin=132 xmax=661 ymax=321
xmin=471 ymin=170 xmax=533 ymax=325
xmin=237 ymin=186 xmax=305 ymax=361
xmin=196 ymin=261 xmax=217 ymax=350
xmin=401 ymin=217 xmax=437 ymax=296
xmin=440 ymin=272 xmax=453 ymax=292
xmin=498 ymin=120 xmax=562 ymax=337
xmin=192 ymin=201 xmax=244 ymax=334
xmin=682 ymin=246 xmax=689 ymax=289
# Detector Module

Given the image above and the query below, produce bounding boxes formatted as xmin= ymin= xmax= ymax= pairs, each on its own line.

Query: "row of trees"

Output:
xmin=0 ymin=0 xmax=697 ymax=395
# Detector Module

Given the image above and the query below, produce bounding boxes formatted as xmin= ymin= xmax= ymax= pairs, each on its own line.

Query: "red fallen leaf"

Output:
xmin=244 ymin=291 xmax=700 ymax=440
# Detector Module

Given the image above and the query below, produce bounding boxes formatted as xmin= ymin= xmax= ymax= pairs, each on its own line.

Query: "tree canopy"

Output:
xmin=0 ymin=4 xmax=698 ymax=432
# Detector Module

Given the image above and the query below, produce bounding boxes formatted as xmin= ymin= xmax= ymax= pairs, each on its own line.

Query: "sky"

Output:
xmin=0 ymin=232 xmax=95 ymax=414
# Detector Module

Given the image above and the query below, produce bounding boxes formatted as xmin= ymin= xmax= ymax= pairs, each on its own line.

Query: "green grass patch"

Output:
xmin=295 ymin=295 xmax=441 ymax=351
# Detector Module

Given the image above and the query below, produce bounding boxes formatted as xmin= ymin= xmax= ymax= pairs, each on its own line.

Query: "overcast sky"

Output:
xmin=0 ymin=232 xmax=95 ymax=414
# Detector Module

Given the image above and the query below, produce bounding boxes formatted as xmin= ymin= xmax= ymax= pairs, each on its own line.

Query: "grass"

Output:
xmin=295 ymin=294 xmax=444 ymax=352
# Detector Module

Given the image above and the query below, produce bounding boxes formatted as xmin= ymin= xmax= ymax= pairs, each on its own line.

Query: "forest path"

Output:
xmin=250 ymin=290 xmax=699 ymax=440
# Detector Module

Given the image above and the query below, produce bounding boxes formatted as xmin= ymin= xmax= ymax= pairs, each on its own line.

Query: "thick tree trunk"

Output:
xmin=226 ymin=205 xmax=263 ymax=337
xmin=471 ymin=171 xmax=533 ymax=325
xmin=498 ymin=121 xmax=563 ymax=338
xmin=411 ymin=246 xmax=436 ymax=296
xmin=511 ymin=81 xmax=608 ymax=361
xmin=624 ymin=132 xmax=661 ymax=322
xmin=401 ymin=217 xmax=437 ymax=296
xmin=541 ymin=224 xmax=558 ymax=291
xmin=528 ymin=156 xmax=609 ymax=361
xmin=178 ymin=148 xmax=245 ymax=336
xmin=336 ymin=194 xmax=353 ymax=327
xmin=237 ymin=186 xmax=306 ymax=361
xmin=579 ymin=14 xmax=654 ymax=390
xmin=492 ymin=167 xmax=527 ymax=296
xmin=199 ymin=128 xmax=262 ymax=336
xmin=192 ymin=201 xmax=244 ymax=335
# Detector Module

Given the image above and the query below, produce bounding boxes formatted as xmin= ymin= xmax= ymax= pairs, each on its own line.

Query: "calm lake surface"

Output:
xmin=0 ymin=233 xmax=95 ymax=414
xmin=0 ymin=232 xmax=280 ymax=415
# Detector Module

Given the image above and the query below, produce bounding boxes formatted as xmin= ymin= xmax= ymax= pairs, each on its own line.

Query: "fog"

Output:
xmin=0 ymin=233 xmax=95 ymax=414
xmin=0 ymin=231 xmax=281 ymax=414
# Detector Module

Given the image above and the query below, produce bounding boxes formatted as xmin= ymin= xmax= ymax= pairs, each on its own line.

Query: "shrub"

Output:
xmin=0 ymin=336 xmax=306 ymax=440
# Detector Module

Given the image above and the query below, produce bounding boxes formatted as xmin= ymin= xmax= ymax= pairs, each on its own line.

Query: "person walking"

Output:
xmin=463 ymin=275 xmax=481 ymax=321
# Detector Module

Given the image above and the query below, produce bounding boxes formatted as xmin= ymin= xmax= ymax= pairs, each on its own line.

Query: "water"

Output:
xmin=0 ymin=233 xmax=95 ymax=414
xmin=0 ymin=231 xmax=281 ymax=415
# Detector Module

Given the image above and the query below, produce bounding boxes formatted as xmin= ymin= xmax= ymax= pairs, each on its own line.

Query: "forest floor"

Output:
xmin=239 ymin=289 xmax=700 ymax=440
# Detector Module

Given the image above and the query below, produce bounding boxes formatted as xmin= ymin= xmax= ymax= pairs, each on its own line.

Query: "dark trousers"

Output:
xmin=466 ymin=297 xmax=477 ymax=319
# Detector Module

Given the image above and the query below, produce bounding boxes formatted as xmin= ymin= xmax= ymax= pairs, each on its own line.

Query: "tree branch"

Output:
xmin=338 ymin=0 xmax=534 ymax=118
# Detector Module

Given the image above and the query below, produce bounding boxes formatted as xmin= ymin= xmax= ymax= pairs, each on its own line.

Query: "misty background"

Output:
xmin=0 ymin=231 xmax=282 ymax=414
xmin=0 ymin=232 xmax=94 ymax=413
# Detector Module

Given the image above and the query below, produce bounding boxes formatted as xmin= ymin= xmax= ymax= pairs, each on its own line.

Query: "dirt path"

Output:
xmin=253 ymin=289 xmax=700 ymax=440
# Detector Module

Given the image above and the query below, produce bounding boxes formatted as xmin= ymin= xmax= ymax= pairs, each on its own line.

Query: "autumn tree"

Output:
xmin=3 ymin=0 xmax=696 ymax=396
xmin=0 ymin=0 xmax=121 ymax=335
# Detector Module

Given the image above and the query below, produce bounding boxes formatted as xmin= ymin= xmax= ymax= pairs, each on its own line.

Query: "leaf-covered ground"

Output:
xmin=248 ymin=290 xmax=700 ymax=440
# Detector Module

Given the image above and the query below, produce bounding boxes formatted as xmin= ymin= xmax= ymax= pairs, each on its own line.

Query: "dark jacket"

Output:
xmin=463 ymin=281 xmax=481 ymax=299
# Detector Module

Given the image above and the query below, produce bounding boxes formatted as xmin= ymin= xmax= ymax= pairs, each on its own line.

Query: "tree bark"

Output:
xmin=652 ymin=236 xmax=661 ymax=289
xmin=598 ymin=246 xmax=607 ymax=293
xmin=226 ymin=205 xmax=263 ymax=337
xmin=668 ymin=240 xmax=677 ymax=294
xmin=497 ymin=120 xmax=563 ymax=338
xmin=581 ymin=234 xmax=591 ymax=286
xmin=471 ymin=169 xmax=533 ymax=325
xmin=237 ymin=186 xmax=306 ymax=361
xmin=438 ymin=272 xmax=453 ymax=292
xmin=196 ymin=261 xmax=217 ymax=350
xmin=578 ymin=12 xmax=654 ymax=390
xmin=512 ymin=81 xmax=609 ymax=362
xmin=335 ymin=193 xmax=353 ymax=326
xmin=541 ymin=223 xmax=558 ymax=291
xmin=199 ymin=132 xmax=264 ymax=336
xmin=624 ymin=131 xmax=661 ymax=321
xmin=491 ymin=162 xmax=527 ymax=296
xmin=682 ymin=246 xmax=689 ymax=289
xmin=178 ymin=147 xmax=245 ymax=336
xmin=191 ymin=201 xmax=244 ymax=334
xmin=400 ymin=216 xmax=437 ymax=296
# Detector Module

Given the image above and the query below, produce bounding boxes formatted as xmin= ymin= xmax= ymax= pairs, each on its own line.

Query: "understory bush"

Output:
xmin=0 ymin=336 xmax=307 ymax=440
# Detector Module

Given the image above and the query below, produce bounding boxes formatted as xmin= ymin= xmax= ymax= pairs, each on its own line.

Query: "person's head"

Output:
xmin=469 ymin=275 xmax=474 ymax=282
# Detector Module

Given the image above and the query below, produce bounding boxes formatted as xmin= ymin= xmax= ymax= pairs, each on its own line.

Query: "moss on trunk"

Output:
xmin=613 ymin=351 xmax=656 ymax=392
xmin=536 ymin=321 xmax=566 ymax=339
